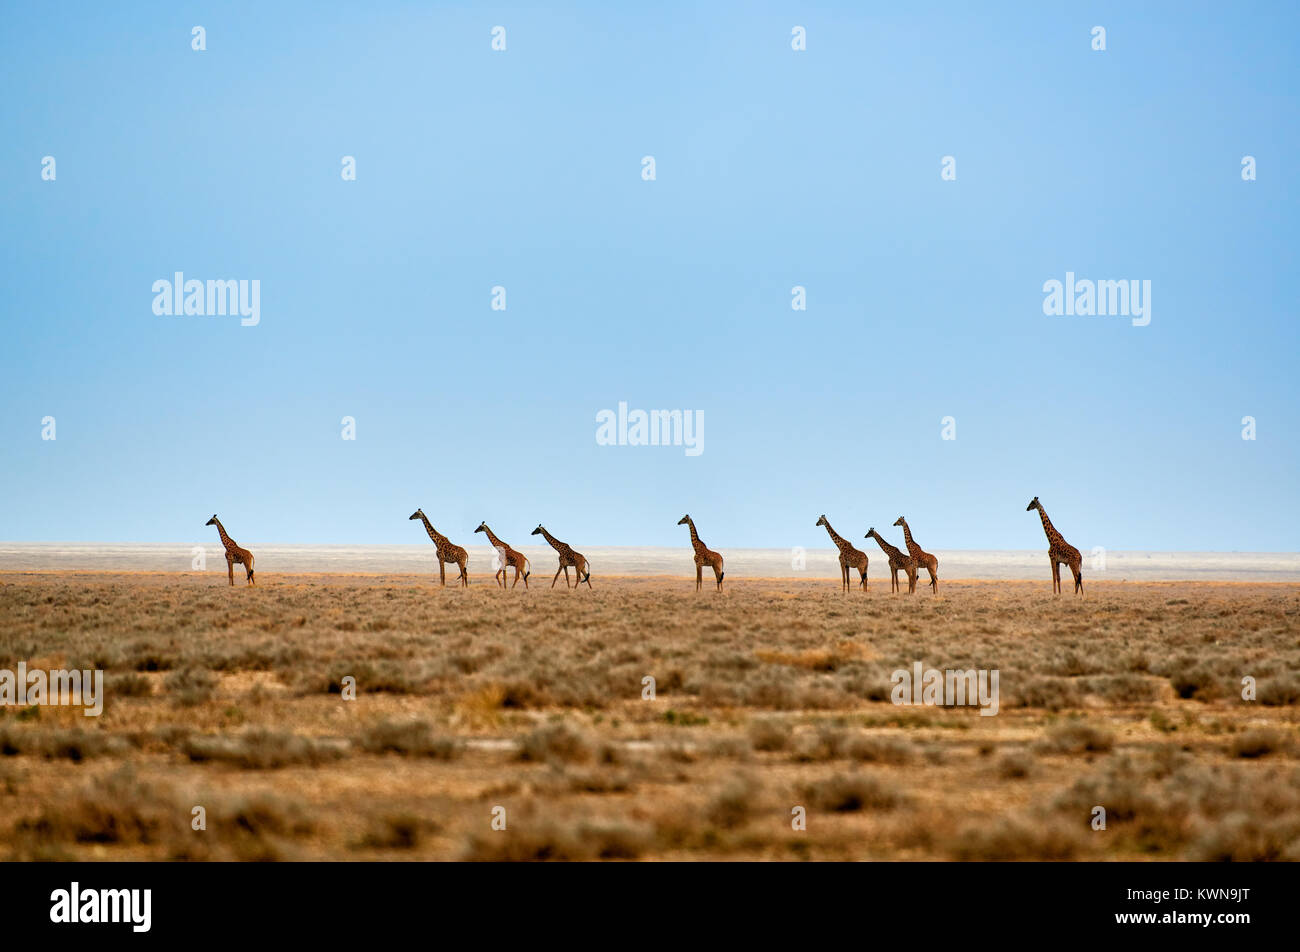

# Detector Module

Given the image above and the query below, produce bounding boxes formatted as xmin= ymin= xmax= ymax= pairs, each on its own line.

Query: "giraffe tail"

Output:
xmin=524 ymin=557 xmax=531 ymax=581
xmin=582 ymin=558 xmax=592 ymax=584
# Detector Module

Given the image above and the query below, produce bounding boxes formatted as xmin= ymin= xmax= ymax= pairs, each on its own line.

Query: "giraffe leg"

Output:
xmin=714 ymin=562 xmax=723 ymax=591
xmin=564 ymin=565 xmax=572 ymax=588
xmin=1050 ymin=559 xmax=1060 ymax=595
xmin=696 ymin=564 xmax=702 ymax=592
xmin=439 ymin=561 xmax=446 ymax=587
xmin=552 ymin=566 xmax=563 ymax=588
xmin=928 ymin=567 xmax=938 ymax=594
xmin=227 ymin=557 xmax=235 ymax=587
xmin=458 ymin=561 xmax=468 ymax=587
xmin=1071 ymin=561 xmax=1083 ymax=595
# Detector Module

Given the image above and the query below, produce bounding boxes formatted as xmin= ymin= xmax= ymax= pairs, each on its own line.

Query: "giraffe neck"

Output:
xmin=1035 ymin=506 xmax=1057 ymax=540
xmin=212 ymin=519 xmax=235 ymax=549
xmin=899 ymin=521 xmax=918 ymax=549
xmin=822 ymin=521 xmax=849 ymax=549
xmin=481 ymin=526 xmax=506 ymax=549
xmin=538 ymin=527 xmax=564 ymax=551
xmin=418 ymin=513 xmax=446 ymax=545
xmin=687 ymin=519 xmax=707 ymax=551
xmin=870 ymin=534 xmax=901 ymax=559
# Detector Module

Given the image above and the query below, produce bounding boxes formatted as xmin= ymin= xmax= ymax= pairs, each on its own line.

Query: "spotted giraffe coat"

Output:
xmin=816 ymin=515 xmax=868 ymax=591
xmin=895 ymin=517 xmax=938 ymax=593
xmin=206 ymin=515 xmax=255 ymax=586
xmin=475 ymin=523 xmax=530 ymax=588
xmin=866 ymin=529 xmax=917 ymax=594
xmin=533 ymin=525 xmax=592 ymax=588
xmin=410 ymin=509 xmax=468 ymax=586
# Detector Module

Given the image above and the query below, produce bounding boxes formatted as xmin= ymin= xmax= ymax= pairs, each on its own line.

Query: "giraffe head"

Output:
xmin=531 ymin=525 xmax=544 ymax=535
xmin=677 ymin=514 xmax=691 ymax=526
xmin=1026 ymin=496 xmax=1040 ymax=512
xmin=893 ymin=516 xmax=907 ymax=528
xmin=474 ymin=522 xmax=488 ymax=534
xmin=865 ymin=527 xmax=877 ymax=540
xmin=205 ymin=514 xmax=218 ymax=526
xmin=816 ymin=514 xmax=828 ymax=527
xmin=408 ymin=509 xmax=424 ymax=521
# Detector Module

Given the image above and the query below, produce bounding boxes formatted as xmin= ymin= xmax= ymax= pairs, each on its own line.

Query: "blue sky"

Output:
xmin=2 ymin=1 xmax=1297 ymax=552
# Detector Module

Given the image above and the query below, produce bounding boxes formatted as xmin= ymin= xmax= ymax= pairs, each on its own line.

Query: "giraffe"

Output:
xmin=865 ymin=528 xmax=917 ymax=594
xmin=474 ymin=522 xmax=530 ymax=589
xmin=815 ymin=515 xmax=868 ymax=592
xmin=677 ymin=514 xmax=724 ymax=591
xmin=1026 ymin=496 xmax=1082 ymax=595
xmin=894 ymin=516 xmax=939 ymax=594
xmin=531 ymin=525 xmax=592 ymax=590
xmin=205 ymin=514 xmax=255 ymax=586
xmin=408 ymin=509 xmax=468 ymax=587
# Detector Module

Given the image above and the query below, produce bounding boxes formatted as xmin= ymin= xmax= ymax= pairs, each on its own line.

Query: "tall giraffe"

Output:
xmin=531 ymin=525 xmax=592 ymax=590
xmin=815 ymin=514 xmax=868 ymax=592
xmin=894 ymin=516 xmax=939 ymax=594
xmin=408 ymin=509 xmax=468 ymax=587
xmin=677 ymin=514 xmax=724 ymax=591
xmin=205 ymin=514 xmax=255 ymax=586
xmin=474 ymin=522 xmax=530 ymax=589
xmin=1026 ymin=496 xmax=1082 ymax=595
xmin=864 ymin=528 xmax=917 ymax=594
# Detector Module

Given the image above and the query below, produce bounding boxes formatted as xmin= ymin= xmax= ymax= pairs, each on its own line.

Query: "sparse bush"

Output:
xmin=183 ymin=728 xmax=346 ymax=769
xmin=949 ymin=819 xmax=1080 ymax=860
xmin=1229 ymin=728 xmax=1288 ymax=759
xmin=1258 ymin=677 xmax=1300 ymax=706
xmin=1038 ymin=722 xmax=1114 ymax=755
xmin=106 ymin=672 xmax=153 ymax=698
xmin=461 ymin=821 xmax=648 ymax=861
xmin=164 ymin=666 xmax=217 ymax=706
xmin=1170 ymin=666 xmax=1220 ymax=701
xmin=997 ymin=752 xmax=1032 ymax=779
xmin=842 ymin=734 xmax=913 ymax=765
xmin=359 ymin=720 xmax=462 ymax=759
xmin=357 ymin=812 xmax=435 ymax=850
xmin=1192 ymin=813 xmax=1300 ymax=861
xmin=0 ymin=725 xmax=122 ymax=761
xmin=707 ymin=775 xmax=759 ymax=829
xmin=14 ymin=766 xmax=171 ymax=845
xmin=518 ymin=722 xmax=594 ymax=765
xmin=803 ymin=772 xmax=905 ymax=812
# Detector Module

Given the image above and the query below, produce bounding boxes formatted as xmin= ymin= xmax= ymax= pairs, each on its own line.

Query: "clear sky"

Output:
xmin=2 ymin=2 xmax=1297 ymax=552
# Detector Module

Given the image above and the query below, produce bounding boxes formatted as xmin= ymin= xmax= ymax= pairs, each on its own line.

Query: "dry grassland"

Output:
xmin=1 ymin=572 xmax=1298 ymax=861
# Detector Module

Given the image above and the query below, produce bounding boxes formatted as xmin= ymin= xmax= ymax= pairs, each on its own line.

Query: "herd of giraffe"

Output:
xmin=203 ymin=496 xmax=1084 ymax=595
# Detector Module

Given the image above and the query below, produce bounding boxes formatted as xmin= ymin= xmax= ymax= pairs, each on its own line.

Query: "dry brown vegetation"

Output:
xmin=0 ymin=571 xmax=1298 ymax=861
